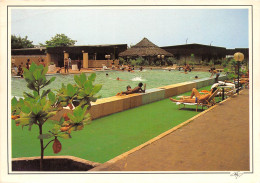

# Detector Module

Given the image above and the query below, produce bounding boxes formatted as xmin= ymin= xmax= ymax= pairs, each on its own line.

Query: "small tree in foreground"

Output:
xmin=11 ymin=63 xmax=102 ymax=170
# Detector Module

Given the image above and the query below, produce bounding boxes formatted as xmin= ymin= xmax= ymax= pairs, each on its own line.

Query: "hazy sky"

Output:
xmin=11 ymin=8 xmax=249 ymax=49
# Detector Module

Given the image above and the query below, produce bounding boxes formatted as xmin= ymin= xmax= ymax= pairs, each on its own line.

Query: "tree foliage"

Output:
xmin=11 ymin=35 xmax=34 ymax=49
xmin=42 ymin=33 xmax=77 ymax=47
xmin=11 ymin=63 xmax=101 ymax=171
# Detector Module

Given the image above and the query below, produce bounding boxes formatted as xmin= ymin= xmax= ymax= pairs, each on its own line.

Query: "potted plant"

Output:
xmin=48 ymin=62 xmax=56 ymax=72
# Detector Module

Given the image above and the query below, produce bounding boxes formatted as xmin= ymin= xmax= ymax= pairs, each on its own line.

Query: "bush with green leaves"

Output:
xmin=208 ymin=60 xmax=214 ymax=67
xmin=165 ymin=57 xmax=177 ymax=66
xmin=222 ymin=58 xmax=229 ymax=67
xmin=154 ymin=60 xmax=161 ymax=66
xmin=11 ymin=62 xmax=101 ymax=170
xmin=119 ymin=57 xmax=126 ymax=65
xmin=130 ymin=59 xmax=137 ymax=66
xmin=56 ymin=72 xmax=102 ymax=109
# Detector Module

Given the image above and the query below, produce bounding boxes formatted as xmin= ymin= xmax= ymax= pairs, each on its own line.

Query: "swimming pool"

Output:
xmin=11 ymin=69 xmax=212 ymax=98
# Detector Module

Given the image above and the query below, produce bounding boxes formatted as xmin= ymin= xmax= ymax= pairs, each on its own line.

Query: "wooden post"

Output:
xmin=46 ymin=53 xmax=51 ymax=66
xmin=83 ymin=52 xmax=89 ymax=69
xmin=64 ymin=52 xmax=69 ymax=66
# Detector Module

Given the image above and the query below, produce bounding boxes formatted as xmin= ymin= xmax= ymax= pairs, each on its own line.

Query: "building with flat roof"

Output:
xmin=11 ymin=44 xmax=127 ymax=68
xmin=161 ymin=44 xmax=227 ymax=64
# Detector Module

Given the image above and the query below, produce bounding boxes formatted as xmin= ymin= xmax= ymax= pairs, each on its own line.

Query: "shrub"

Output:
xmin=119 ymin=57 xmax=125 ymax=65
xmin=11 ymin=63 xmax=102 ymax=171
xmin=165 ymin=57 xmax=177 ymax=66
xmin=221 ymin=59 xmax=229 ymax=67
xmin=208 ymin=60 xmax=214 ymax=67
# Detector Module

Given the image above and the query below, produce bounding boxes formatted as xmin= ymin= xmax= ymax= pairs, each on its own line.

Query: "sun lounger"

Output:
xmin=173 ymin=89 xmax=220 ymax=112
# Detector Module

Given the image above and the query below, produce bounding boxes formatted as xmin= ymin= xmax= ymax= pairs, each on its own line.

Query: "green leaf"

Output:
xmin=21 ymin=105 xmax=31 ymax=114
xmin=23 ymin=68 xmax=34 ymax=81
xmin=27 ymin=82 xmax=37 ymax=91
xmin=23 ymin=92 xmax=35 ymax=99
xmin=67 ymin=84 xmax=77 ymax=97
xmin=42 ymin=66 xmax=48 ymax=76
xmin=58 ymin=133 xmax=71 ymax=139
xmin=51 ymin=124 xmax=61 ymax=134
xmin=79 ymin=73 xmax=86 ymax=84
xmin=67 ymin=113 xmax=78 ymax=123
xmin=88 ymin=73 xmax=96 ymax=81
xmin=50 ymin=77 xmax=56 ymax=82
xmin=11 ymin=97 xmax=18 ymax=106
xmin=74 ymin=75 xmax=82 ymax=87
xmin=43 ymin=77 xmax=56 ymax=87
xmin=59 ymin=117 xmax=65 ymax=125
xmin=16 ymin=117 xmax=30 ymax=126
xmin=38 ymin=133 xmax=53 ymax=139
xmin=33 ymin=69 xmax=42 ymax=80
xmin=32 ymin=104 xmax=41 ymax=115
xmin=73 ymin=106 xmax=83 ymax=117
xmin=29 ymin=62 xmax=37 ymax=72
xmin=90 ymin=84 xmax=102 ymax=96
xmin=19 ymin=111 xmax=29 ymax=118
xmin=33 ymin=91 xmax=38 ymax=97
xmin=83 ymin=80 xmax=93 ymax=95
xmin=41 ymin=89 xmax=51 ymax=98
xmin=45 ymin=111 xmax=57 ymax=119
xmin=48 ymin=91 xmax=56 ymax=103
xmin=89 ymin=96 xmax=97 ymax=102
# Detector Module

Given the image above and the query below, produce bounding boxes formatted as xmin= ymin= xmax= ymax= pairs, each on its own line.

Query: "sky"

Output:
xmin=11 ymin=7 xmax=249 ymax=49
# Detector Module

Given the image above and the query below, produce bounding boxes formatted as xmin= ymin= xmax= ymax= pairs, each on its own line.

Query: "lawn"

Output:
xmin=12 ymin=85 xmax=213 ymax=163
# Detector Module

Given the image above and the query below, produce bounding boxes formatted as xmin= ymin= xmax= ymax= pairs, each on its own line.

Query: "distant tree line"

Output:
xmin=11 ymin=35 xmax=34 ymax=49
xmin=11 ymin=34 xmax=77 ymax=49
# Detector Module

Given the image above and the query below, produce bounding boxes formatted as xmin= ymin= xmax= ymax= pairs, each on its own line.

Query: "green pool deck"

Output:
xmin=12 ymin=85 xmax=214 ymax=164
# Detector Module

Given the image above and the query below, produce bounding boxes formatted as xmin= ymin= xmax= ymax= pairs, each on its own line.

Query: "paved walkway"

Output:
xmin=92 ymin=89 xmax=250 ymax=171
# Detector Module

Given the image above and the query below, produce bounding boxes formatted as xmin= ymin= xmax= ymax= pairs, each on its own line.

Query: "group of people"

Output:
xmin=170 ymin=73 xmax=249 ymax=104
xmin=12 ymin=57 xmax=46 ymax=77
xmin=178 ymin=64 xmax=192 ymax=73
xmin=64 ymin=58 xmax=82 ymax=73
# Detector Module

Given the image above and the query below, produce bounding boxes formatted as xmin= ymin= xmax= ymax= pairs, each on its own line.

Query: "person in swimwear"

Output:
xmin=169 ymin=87 xmax=217 ymax=104
xmin=116 ymin=83 xmax=146 ymax=96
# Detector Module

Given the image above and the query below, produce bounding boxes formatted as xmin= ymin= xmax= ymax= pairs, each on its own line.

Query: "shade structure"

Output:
xmin=119 ymin=38 xmax=173 ymax=57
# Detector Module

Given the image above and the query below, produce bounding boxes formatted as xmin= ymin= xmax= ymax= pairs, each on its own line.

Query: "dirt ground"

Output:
xmin=92 ymin=89 xmax=250 ymax=171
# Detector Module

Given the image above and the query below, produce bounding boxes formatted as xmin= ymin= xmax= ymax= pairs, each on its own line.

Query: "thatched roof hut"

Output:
xmin=119 ymin=38 xmax=173 ymax=57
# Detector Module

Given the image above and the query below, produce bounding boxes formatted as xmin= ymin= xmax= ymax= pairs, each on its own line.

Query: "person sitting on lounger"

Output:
xmin=170 ymin=87 xmax=218 ymax=104
xmin=116 ymin=82 xmax=146 ymax=96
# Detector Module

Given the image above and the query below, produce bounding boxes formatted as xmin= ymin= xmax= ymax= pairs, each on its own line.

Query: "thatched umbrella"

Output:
xmin=119 ymin=37 xmax=173 ymax=58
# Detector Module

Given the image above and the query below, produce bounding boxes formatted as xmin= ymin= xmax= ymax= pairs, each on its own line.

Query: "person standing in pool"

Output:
xmin=40 ymin=59 xmax=45 ymax=67
xmin=17 ymin=65 xmax=23 ymax=77
xmin=210 ymin=68 xmax=220 ymax=83
xmin=77 ymin=59 xmax=82 ymax=71
xmin=26 ymin=59 xmax=30 ymax=70
xmin=64 ymin=58 xmax=69 ymax=73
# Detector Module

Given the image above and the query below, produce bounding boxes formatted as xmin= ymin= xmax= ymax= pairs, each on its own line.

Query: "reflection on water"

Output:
xmin=130 ymin=76 xmax=146 ymax=82
xmin=11 ymin=70 xmax=212 ymax=98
